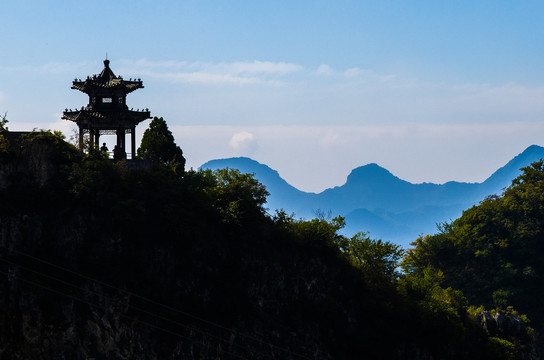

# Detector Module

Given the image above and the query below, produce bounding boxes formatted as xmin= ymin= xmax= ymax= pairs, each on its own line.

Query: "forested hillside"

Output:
xmin=0 ymin=129 xmax=539 ymax=359
xmin=404 ymin=160 xmax=544 ymax=356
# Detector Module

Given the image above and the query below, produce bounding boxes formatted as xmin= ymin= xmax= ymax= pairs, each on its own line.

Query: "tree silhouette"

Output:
xmin=0 ymin=112 xmax=8 ymax=135
xmin=138 ymin=117 xmax=185 ymax=173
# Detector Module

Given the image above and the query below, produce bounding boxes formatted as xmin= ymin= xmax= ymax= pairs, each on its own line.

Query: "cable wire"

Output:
xmin=0 ymin=248 xmax=316 ymax=359
xmin=0 ymin=267 xmax=252 ymax=360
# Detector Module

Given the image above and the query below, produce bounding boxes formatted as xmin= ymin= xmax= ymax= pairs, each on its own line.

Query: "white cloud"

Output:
xmin=0 ymin=62 xmax=91 ymax=75
xmin=122 ymin=59 xmax=188 ymax=71
xmin=150 ymin=71 xmax=261 ymax=85
xmin=229 ymin=131 xmax=258 ymax=154
xmin=315 ymin=64 xmax=396 ymax=81
xmin=47 ymin=118 xmax=78 ymax=136
xmin=321 ymin=129 xmax=341 ymax=146
xmin=122 ymin=59 xmax=302 ymax=75
xmin=221 ymin=61 xmax=302 ymax=75
xmin=6 ymin=59 xmax=544 ymax=135
xmin=316 ymin=64 xmax=333 ymax=76
xmin=149 ymin=72 xmax=544 ymax=129
xmin=344 ymin=67 xmax=362 ymax=77
xmin=119 ymin=59 xmax=302 ymax=86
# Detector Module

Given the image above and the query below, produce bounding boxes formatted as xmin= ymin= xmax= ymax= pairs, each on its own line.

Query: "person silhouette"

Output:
xmin=100 ymin=142 xmax=108 ymax=153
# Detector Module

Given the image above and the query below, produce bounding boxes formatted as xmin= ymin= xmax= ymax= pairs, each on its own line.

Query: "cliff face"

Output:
xmin=0 ymin=134 xmax=161 ymax=358
xmin=1 ymin=253 xmax=153 ymax=359
xmin=0 ymin=212 xmax=370 ymax=359
xmin=0 ymin=132 xmax=535 ymax=359
xmin=0 ymin=217 xmax=364 ymax=359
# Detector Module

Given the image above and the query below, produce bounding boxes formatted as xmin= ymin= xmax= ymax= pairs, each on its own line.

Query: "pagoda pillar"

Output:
xmin=121 ymin=132 xmax=126 ymax=155
xmin=89 ymin=127 xmax=95 ymax=148
xmin=78 ymin=126 xmax=83 ymax=151
xmin=94 ymin=129 xmax=100 ymax=147
xmin=114 ymin=128 xmax=121 ymax=160
xmin=131 ymin=126 xmax=136 ymax=159
xmin=115 ymin=128 xmax=127 ymax=160
xmin=116 ymin=128 xmax=122 ymax=148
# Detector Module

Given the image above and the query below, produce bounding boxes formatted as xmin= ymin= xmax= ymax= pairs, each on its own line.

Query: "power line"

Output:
xmin=1 ymin=255 xmax=290 ymax=359
xmin=1 ymin=248 xmax=316 ymax=359
xmin=0 ymin=266 xmax=252 ymax=360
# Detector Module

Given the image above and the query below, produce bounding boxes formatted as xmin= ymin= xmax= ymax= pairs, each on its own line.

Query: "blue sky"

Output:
xmin=1 ymin=1 xmax=544 ymax=191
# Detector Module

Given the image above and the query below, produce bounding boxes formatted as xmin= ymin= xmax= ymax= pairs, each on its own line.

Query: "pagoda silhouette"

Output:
xmin=62 ymin=59 xmax=151 ymax=160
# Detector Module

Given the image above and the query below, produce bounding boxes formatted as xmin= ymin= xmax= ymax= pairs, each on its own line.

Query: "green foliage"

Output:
xmin=0 ymin=112 xmax=11 ymax=161
xmin=403 ymin=161 xmax=544 ymax=313
xmin=69 ymin=153 xmax=118 ymax=200
xmin=274 ymin=211 xmax=345 ymax=247
xmin=487 ymin=337 xmax=518 ymax=360
xmin=137 ymin=116 xmax=185 ymax=173
xmin=200 ymin=168 xmax=269 ymax=225
xmin=0 ymin=126 xmax=12 ymax=162
xmin=399 ymin=265 xmax=468 ymax=320
xmin=402 ymin=160 xmax=544 ymax=354
xmin=492 ymin=289 xmax=513 ymax=309
xmin=20 ymin=130 xmax=79 ymax=168
xmin=21 ymin=129 xmax=66 ymax=142
xmin=504 ymin=306 xmax=530 ymax=325
xmin=274 ymin=213 xmax=404 ymax=286
xmin=335 ymin=232 xmax=403 ymax=282
xmin=467 ymin=305 xmax=486 ymax=320
xmin=399 ymin=265 xmax=445 ymax=300
xmin=0 ymin=112 xmax=8 ymax=134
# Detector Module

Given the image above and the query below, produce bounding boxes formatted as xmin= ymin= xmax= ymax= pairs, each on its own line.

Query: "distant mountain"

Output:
xmin=200 ymin=157 xmax=317 ymax=213
xmin=482 ymin=145 xmax=544 ymax=190
xmin=200 ymin=145 xmax=544 ymax=247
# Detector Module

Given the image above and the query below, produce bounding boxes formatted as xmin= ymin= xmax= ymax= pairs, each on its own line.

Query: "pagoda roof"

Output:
xmin=71 ymin=59 xmax=144 ymax=94
xmin=62 ymin=107 xmax=151 ymax=127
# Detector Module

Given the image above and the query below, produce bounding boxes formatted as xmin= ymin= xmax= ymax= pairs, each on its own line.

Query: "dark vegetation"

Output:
xmin=0 ymin=119 xmax=540 ymax=359
xmin=137 ymin=116 xmax=185 ymax=174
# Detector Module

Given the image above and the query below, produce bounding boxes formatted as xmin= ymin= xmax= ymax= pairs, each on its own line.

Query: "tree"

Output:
xmin=137 ymin=117 xmax=185 ymax=173
xmin=0 ymin=112 xmax=8 ymax=135
xmin=200 ymin=168 xmax=269 ymax=224
xmin=334 ymin=231 xmax=403 ymax=284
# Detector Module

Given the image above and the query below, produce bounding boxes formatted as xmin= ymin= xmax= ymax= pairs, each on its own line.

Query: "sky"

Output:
xmin=1 ymin=0 xmax=544 ymax=192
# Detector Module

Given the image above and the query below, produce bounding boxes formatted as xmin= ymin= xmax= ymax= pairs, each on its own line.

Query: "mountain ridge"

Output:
xmin=200 ymin=145 xmax=544 ymax=247
xmin=346 ymin=163 xmax=409 ymax=186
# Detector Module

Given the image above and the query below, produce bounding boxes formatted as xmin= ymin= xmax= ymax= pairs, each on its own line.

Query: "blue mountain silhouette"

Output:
xmin=200 ymin=145 xmax=544 ymax=247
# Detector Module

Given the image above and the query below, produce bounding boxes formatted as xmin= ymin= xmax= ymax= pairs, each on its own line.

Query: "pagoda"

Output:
xmin=62 ymin=59 xmax=151 ymax=160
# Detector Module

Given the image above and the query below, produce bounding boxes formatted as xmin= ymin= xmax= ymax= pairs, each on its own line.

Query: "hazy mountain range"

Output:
xmin=201 ymin=145 xmax=544 ymax=248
